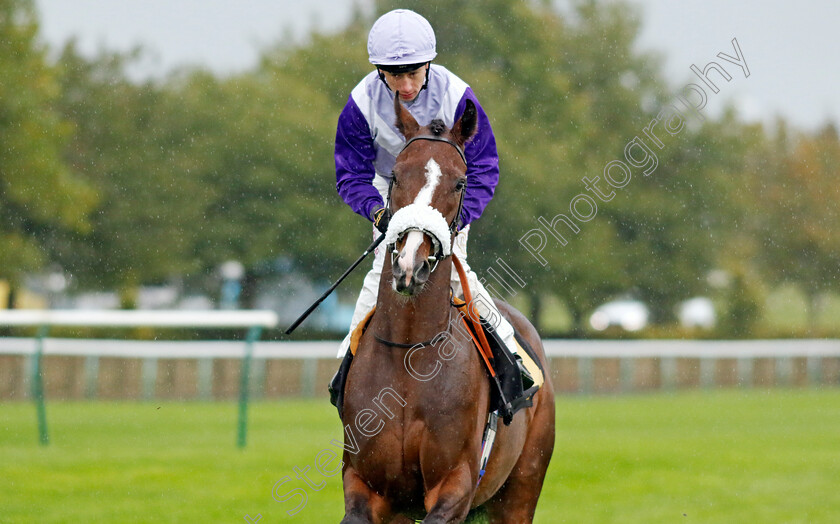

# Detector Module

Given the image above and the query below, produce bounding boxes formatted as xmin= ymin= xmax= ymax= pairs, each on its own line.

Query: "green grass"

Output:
xmin=2 ymin=390 xmax=839 ymax=523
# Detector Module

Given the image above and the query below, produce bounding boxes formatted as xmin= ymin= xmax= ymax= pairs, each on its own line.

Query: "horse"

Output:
xmin=338 ymin=92 xmax=555 ymax=524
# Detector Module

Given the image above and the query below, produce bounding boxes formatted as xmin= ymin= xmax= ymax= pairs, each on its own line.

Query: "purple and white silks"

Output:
xmin=334 ymin=64 xmax=499 ymax=227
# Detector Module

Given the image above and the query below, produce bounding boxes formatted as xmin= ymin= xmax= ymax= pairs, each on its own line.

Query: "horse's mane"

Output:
xmin=428 ymin=119 xmax=446 ymax=136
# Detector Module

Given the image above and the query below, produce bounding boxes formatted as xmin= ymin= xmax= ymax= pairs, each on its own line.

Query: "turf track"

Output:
xmin=1 ymin=389 xmax=838 ymax=522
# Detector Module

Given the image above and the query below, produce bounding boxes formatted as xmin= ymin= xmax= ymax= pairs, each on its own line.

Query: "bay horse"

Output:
xmin=339 ymin=93 xmax=555 ymax=523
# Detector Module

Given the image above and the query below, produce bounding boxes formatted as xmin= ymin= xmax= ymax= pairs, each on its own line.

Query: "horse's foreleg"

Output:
xmin=421 ymin=462 xmax=475 ymax=524
xmin=341 ymin=467 xmax=392 ymax=524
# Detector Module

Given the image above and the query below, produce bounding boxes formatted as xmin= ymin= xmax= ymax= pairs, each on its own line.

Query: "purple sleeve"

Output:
xmin=454 ymin=87 xmax=499 ymax=226
xmin=335 ymin=96 xmax=382 ymax=221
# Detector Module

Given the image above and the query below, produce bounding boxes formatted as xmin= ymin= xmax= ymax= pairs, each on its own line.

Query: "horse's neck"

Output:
xmin=374 ymin=257 xmax=452 ymax=343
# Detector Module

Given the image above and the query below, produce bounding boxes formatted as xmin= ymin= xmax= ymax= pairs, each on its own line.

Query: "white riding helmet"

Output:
xmin=367 ymin=9 xmax=437 ymax=67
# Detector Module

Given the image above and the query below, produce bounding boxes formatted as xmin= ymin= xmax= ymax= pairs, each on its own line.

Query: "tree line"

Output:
xmin=1 ymin=0 xmax=837 ymax=337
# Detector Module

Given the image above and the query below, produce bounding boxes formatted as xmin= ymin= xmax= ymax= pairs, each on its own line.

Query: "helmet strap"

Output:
xmin=376 ymin=63 xmax=432 ymax=95
xmin=376 ymin=67 xmax=390 ymax=91
xmin=421 ymin=63 xmax=431 ymax=92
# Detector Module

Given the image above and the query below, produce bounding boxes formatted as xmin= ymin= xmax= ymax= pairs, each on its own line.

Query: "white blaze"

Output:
xmin=414 ymin=158 xmax=442 ymax=207
xmin=396 ymin=158 xmax=442 ymax=281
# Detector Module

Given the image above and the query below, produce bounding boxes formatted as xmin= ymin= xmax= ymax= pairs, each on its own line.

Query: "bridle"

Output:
xmin=386 ymin=134 xmax=468 ymax=271
xmin=402 ymin=135 xmax=467 ymax=167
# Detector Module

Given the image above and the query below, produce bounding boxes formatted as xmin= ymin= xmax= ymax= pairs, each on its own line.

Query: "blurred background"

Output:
xmin=3 ymin=2 xmax=840 ymax=523
xmin=1 ymin=0 xmax=838 ymax=340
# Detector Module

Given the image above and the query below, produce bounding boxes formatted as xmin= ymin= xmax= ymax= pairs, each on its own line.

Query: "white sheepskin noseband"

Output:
xmin=384 ymin=203 xmax=452 ymax=257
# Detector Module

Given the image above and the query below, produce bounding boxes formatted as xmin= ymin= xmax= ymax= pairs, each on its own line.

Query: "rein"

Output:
xmin=374 ymin=334 xmax=435 ymax=349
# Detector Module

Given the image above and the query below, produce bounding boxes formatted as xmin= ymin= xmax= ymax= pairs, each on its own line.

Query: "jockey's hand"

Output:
xmin=372 ymin=206 xmax=391 ymax=233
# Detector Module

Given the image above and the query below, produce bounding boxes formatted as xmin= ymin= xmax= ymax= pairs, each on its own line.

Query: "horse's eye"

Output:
xmin=455 ymin=178 xmax=467 ymax=192
xmin=391 ymin=171 xmax=399 ymax=187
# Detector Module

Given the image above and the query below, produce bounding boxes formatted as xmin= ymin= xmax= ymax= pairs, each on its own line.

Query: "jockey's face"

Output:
xmin=380 ymin=64 xmax=429 ymax=102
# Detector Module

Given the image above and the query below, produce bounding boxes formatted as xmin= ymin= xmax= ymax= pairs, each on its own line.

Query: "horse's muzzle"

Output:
xmin=391 ymin=230 xmax=434 ymax=296
xmin=393 ymin=259 xmax=431 ymax=295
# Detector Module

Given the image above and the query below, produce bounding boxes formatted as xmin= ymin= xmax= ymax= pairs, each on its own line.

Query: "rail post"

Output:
xmin=237 ymin=325 xmax=263 ymax=449
xmin=33 ymin=324 xmax=50 ymax=446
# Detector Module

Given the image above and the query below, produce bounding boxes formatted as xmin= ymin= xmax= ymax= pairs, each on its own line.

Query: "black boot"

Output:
xmin=514 ymin=353 xmax=535 ymax=391
xmin=328 ymin=350 xmax=354 ymax=419
xmin=476 ymin=319 xmax=534 ymax=424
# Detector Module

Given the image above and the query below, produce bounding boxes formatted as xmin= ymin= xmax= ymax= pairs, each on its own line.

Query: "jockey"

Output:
xmin=333 ymin=9 xmax=543 ymax=399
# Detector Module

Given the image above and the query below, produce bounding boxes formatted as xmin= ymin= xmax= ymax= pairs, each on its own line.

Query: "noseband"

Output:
xmin=386 ymin=135 xmax=468 ymax=270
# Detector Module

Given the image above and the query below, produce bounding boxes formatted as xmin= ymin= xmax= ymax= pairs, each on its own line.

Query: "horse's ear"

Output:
xmin=394 ymin=92 xmax=420 ymax=139
xmin=451 ymin=99 xmax=477 ymax=147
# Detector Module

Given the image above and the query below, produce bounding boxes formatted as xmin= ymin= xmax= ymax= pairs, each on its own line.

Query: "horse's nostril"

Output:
xmin=392 ymin=267 xmax=407 ymax=290
xmin=415 ymin=261 xmax=431 ymax=284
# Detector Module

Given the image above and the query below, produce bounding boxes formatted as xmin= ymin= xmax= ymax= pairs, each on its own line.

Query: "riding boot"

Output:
xmin=510 ymin=334 xmax=543 ymax=389
xmin=513 ymin=350 xmax=535 ymax=391
xmin=328 ymin=350 xmax=354 ymax=419
xmin=477 ymin=320 xmax=542 ymax=424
